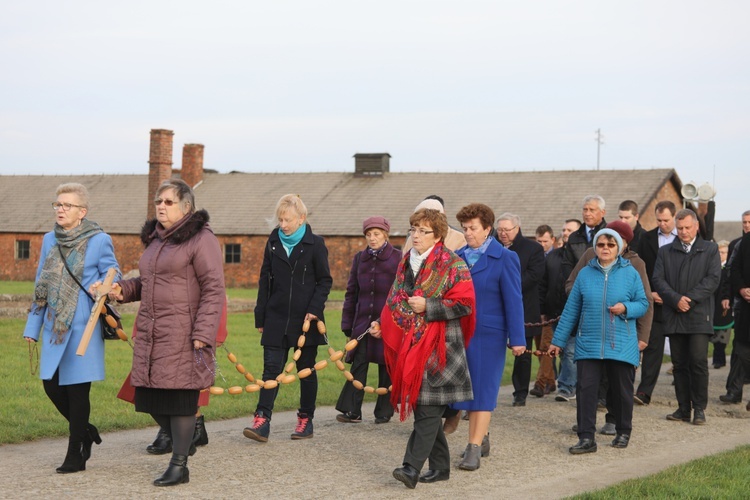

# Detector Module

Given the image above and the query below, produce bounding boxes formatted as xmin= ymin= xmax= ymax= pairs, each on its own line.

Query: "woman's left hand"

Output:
xmin=638 ymin=340 xmax=647 ymax=352
xmin=304 ymin=313 xmax=319 ymax=322
xmin=407 ymin=296 xmax=426 ymax=314
xmin=510 ymin=345 xmax=526 ymax=357
xmin=193 ymin=340 xmax=206 ymax=349
xmin=609 ymin=302 xmax=626 ymax=315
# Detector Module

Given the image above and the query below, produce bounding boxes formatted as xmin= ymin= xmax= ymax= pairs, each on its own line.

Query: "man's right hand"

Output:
xmin=652 ymin=291 xmax=663 ymax=304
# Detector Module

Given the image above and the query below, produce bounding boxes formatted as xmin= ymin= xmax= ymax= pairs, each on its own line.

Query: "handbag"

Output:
xmin=58 ymin=245 xmax=124 ymax=340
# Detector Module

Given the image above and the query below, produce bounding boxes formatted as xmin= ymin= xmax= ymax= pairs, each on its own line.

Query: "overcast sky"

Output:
xmin=1 ymin=1 xmax=748 ymax=220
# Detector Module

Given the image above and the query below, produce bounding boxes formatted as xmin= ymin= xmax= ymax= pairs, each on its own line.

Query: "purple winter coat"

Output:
xmin=341 ymin=242 xmax=400 ymax=364
xmin=119 ymin=210 xmax=225 ymax=390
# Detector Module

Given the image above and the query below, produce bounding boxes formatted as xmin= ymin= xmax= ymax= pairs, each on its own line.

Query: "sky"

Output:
xmin=1 ymin=1 xmax=748 ymax=220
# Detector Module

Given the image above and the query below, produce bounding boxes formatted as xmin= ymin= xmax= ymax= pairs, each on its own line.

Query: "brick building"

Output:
xmin=1 ymin=129 xmax=688 ymax=289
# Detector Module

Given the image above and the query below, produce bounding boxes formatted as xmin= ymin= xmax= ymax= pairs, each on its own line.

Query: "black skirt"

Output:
xmin=134 ymin=387 xmax=199 ymax=416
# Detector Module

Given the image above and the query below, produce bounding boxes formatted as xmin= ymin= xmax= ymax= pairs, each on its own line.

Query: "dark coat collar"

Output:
xmin=141 ymin=209 xmax=210 ymax=246
xmin=361 ymin=242 xmax=396 ymax=262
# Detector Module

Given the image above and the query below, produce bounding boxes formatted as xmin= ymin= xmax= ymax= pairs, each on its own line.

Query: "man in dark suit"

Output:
xmin=497 ymin=213 xmax=545 ymax=406
xmin=730 ymin=230 xmax=750 ymax=411
xmin=634 ymin=201 xmax=677 ymax=405
xmin=561 ymin=195 xmax=607 ymax=281
xmin=618 ymin=200 xmax=647 ymax=252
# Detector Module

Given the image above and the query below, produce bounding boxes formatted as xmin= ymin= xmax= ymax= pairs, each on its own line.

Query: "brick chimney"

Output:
xmin=181 ymin=143 xmax=205 ymax=188
xmin=354 ymin=153 xmax=390 ymax=177
xmin=148 ymin=129 xmax=174 ymax=219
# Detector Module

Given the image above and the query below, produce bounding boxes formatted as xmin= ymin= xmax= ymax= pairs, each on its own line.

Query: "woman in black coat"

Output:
xmin=243 ymin=194 xmax=332 ymax=442
xmin=335 ymin=216 xmax=400 ymax=424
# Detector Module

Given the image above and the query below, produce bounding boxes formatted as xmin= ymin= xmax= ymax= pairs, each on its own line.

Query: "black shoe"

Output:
xmin=529 ymin=384 xmax=545 ymax=397
xmin=56 ymin=439 xmax=86 ymax=473
xmin=419 ymin=469 xmax=450 ymax=483
xmin=458 ymin=444 xmax=481 ymax=471
xmin=611 ymin=434 xmax=630 ymax=448
xmin=82 ymin=424 xmax=102 ymax=462
xmin=291 ymin=412 xmax=314 ymax=440
xmin=666 ymin=409 xmax=691 ymax=422
xmin=719 ymin=393 xmax=741 ymax=404
xmin=147 ymin=427 xmax=173 ymax=455
xmin=374 ymin=416 xmax=391 ymax=424
xmin=336 ymin=412 xmax=362 ymax=423
xmin=600 ymin=422 xmax=616 ymax=435
xmin=713 ymin=363 xmax=725 ymax=369
xmin=461 ymin=434 xmax=490 ymax=457
xmin=633 ymin=392 xmax=650 ymax=406
xmin=193 ymin=415 xmax=208 ymax=447
xmin=512 ymin=396 xmax=526 ymax=407
xmin=393 ymin=464 xmax=419 ymax=489
xmin=693 ymin=408 xmax=706 ymax=425
xmin=569 ymin=438 xmax=597 ymax=455
xmin=154 ymin=454 xmax=189 ymax=486
xmin=243 ymin=412 xmax=271 ymax=442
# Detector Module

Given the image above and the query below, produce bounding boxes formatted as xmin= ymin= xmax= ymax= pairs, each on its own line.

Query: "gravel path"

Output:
xmin=2 ymin=364 xmax=748 ymax=499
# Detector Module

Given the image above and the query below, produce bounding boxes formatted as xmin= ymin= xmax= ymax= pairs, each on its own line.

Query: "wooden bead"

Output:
xmin=364 ymin=386 xmax=375 ymax=394
xmin=209 ymin=386 xmax=224 ymax=395
xmin=256 ymin=380 xmax=265 ymax=388
xmin=235 ymin=363 xmax=246 ymax=374
xmin=327 ymin=347 xmax=335 ymax=357
xmin=263 ymin=380 xmax=279 ymax=390
xmin=343 ymin=371 xmax=354 ymax=381
xmin=228 ymin=386 xmax=243 ymax=395
xmin=329 ymin=350 xmax=344 ymax=362
xmin=302 ymin=319 xmax=311 ymax=332
xmin=298 ymin=368 xmax=313 ymax=379
xmin=105 ymin=315 xmax=118 ymax=328
xmin=297 ymin=335 xmax=306 ymax=348
xmin=227 ymin=352 xmax=237 ymax=363
xmin=352 ymin=380 xmax=364 ymax=390
xmin=317 ymin=321 xmax=326 ymax=334
xmin=244 ymin=372 xmax=255 ymax=382
xmin=293 ymin=349 xmax=302 ymax=361
xmin=285 ymin=362 xmax=295 ymax=373
xmin=345 ymin=339 xmax=358 ymax=351
xmin=281 ymin=374 xmax=296 ymax=384
xmin=375 ymin=387 xmax=389 ymax=395
xmin=116 ymin=328 xmax=127 ymax=341
xmin=245 ymin=384 xmax=260 ymax=393
xmin=276 ymin=373 xmax=285 ymax=382
xmin=335 ymin=360 xmax=345 ymax=371
xmin=314 ymin=360 xmax=328 ymax=371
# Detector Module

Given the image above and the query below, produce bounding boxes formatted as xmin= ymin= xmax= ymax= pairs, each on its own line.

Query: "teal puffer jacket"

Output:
xmin=551 ymin=256 xmax=649 ymax=367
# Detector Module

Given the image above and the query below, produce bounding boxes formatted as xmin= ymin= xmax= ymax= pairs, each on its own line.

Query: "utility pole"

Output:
xmin=595 ymin=128 xmax=604 ymax=170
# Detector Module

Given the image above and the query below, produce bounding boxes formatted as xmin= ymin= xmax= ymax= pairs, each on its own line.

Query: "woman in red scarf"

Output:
xmin=370 ymin=208 xmax=475 ymax=489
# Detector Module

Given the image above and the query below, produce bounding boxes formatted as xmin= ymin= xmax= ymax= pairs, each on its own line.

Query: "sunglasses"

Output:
xmin=153 ymin=198 xmax=177 ymax=207
xmin=596 ymin=242 xmax=617 ymax=249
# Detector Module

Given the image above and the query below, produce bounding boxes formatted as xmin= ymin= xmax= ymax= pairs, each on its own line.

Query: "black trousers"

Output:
xmin=403 ymin=404 xmax=450 ymax=472
xmin=257 ymin=341 xmax=318 ymax=418
xmin=726 ymin=336 xmax=748 ymax=397
xmin=576 ymin=359 xmax=635 ymax=440
xmin=635 ymin=321 xmax=666 ymax=398
xmin=669 ymin=333 xmax=710 ymax=411
xmin=512 ymin=337 xmax=534 ymax=399
xmin=43 ymin=370 xmax=91 ymax=443
xmin=335 ymin=340 xmax=393 ymax=419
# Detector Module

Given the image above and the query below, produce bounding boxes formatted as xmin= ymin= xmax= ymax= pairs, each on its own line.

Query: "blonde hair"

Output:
xmin=56 ymin=183 xmax=90 ymax=209
xmin=275 ymin=194 xmax=308 ymax=220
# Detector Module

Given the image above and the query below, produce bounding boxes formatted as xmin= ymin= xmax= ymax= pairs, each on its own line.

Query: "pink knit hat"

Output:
xmin=363 ymin=216 xmax=390 ymax=234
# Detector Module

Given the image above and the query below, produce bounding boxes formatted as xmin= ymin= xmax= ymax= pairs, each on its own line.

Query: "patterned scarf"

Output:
xmin=33 ymin=219 xmax=103 ymax=343
xmin=381 ymin=242 xmax=475 ymax=420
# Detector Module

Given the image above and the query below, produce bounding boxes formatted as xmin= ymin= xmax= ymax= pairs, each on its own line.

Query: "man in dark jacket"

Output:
xmin=618 ymin=200 xmax=646 ymax=252
xmin=730 ymin=230 xmax=750 ymax=411
xmin=562 ymin=195 xmax=607 ymax=281
xmin=634 ymin=201 xmax=677 ymax=406
xmin=530 ymin=225 xmax=559 ymax=397
xmin=497 ymin=213 xmax=545 ymax=406
xmin=653 ymin=208 xmax=721 ymax=425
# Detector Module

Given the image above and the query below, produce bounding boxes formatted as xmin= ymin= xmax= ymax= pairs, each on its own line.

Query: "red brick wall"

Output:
xmin=0 ymin=233 xmax=45 ymax=280
xmin=640 ymin=182 xmax=682 ymax=230
xmin=181 ymin=143 xmax=204 ymax=188
xmin=148 ymin=129 xmax=174 ymax=220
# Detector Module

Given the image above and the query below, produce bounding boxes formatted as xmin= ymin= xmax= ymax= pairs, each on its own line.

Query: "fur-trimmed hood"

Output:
xmin=141 ymin=209 xmax=211 ymax=247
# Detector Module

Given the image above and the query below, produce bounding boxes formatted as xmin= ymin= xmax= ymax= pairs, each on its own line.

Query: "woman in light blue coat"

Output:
xmin=23 ymin=183 xmax=120 ymax=474
xmin=549 ymin=228 xmax=648 ymax=455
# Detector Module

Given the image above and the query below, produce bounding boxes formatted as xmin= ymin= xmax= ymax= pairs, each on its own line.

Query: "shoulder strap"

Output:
xmin=58 ymin=244 xmax=95 ymax=302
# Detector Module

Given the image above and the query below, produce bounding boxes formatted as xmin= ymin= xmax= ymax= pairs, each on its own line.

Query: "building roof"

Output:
xmin=1 ymin=168 xmax=681 ymax=237
xmin=713 ymin=221 xmax=742 ymax=244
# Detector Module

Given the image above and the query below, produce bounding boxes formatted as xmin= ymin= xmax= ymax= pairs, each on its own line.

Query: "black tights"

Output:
xmin=43 ymin=370 xmax=91 ymax=443
xmin=151 ymin=414 xmax=195 ymax=456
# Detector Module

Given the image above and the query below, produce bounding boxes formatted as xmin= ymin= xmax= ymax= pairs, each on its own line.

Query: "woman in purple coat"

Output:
xmin=452 ymin=204 xmax=526 ymax=471
xmin=335 ymin=216 xmax=400 ymax=423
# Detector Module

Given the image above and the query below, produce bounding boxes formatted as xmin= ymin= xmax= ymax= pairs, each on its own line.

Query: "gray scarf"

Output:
xmin=33 ymin=219 xmax=103 ymax=343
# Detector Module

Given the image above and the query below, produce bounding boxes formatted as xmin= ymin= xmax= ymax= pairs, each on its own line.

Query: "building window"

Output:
xmin=225 ymin=243 xmax=241 ymax=264
xmin=16 ymin=240 xmax=31 ymax=260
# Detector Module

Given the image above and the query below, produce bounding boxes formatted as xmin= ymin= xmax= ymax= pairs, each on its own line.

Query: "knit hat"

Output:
xmin=593 ymin=228 xmax=623 ymax=254
xmin=606 ymin=220 xmax=634 ymax=244
xmin=362 ymin=216 xmax=390 ymax=234
xmin=414 ymin=199 xmax=445 ymax=213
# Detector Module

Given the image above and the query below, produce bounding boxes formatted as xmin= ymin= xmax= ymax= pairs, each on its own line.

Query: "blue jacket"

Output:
xmin=23 ymin=231 xmax=120 ymax=385
xmin=551 ymin=256 xmax=648 ymax=367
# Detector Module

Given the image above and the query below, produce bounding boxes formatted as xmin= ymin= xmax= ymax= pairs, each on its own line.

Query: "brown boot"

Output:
xmin=443 ymin=412 xmax=461 ymax=434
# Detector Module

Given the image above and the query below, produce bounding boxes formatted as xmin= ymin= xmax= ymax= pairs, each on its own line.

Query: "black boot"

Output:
xmin=82 ymin=424 xmax=102 ymax=462
xmin=153 ymin=454 xmax=190 ymax=486
xmin=56 ymin=438 xmax=86 ymax=474
xmin=193 ymin=415 xmax=208 ymax=447
xmin=147 ymin=427 xmax=173 ymax=455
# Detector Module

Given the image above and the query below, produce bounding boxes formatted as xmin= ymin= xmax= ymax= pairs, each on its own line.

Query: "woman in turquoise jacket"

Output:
xmin=23 ymin=183 xmax=120 ymax=474
xmin=549 ymin=228 xmax=648 ymax=455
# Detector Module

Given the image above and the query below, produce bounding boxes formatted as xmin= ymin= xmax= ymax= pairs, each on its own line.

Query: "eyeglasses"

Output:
xmin=52 ymin=202 xmax=84 ymax=211
xmin=154 ymin=198 xmax=177 ymax=206
xmin=596 ymin=242 xmax=617 ymax=249
xmin=409 ymin=227 xmax=434 ymax=236
xmin=497 ymin=226 xmax=518 ymax=234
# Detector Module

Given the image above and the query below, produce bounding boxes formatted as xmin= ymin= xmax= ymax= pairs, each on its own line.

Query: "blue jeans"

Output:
xmin=557 ymin=330 xmax=577 ymax=394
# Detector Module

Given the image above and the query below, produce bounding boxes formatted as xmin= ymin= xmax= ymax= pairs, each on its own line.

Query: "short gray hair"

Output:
xmin=56 ymin=183 xmax=90 ymax=210
xmin=582 ymin=195 xmax=605 ymax=210
xmin=497 ymin=212 xmax=521 ymax=227
xmin=157 ymin=179 xmax=195 ymax=214
xmin=742 ymin=210 xmax=750 ymax=218
xmin=675 ymin=208 xmax=697 ymax=222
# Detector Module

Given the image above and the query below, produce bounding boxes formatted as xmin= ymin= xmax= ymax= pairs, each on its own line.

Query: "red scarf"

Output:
xmin=381 ymin=242 xmax=475 ymax=420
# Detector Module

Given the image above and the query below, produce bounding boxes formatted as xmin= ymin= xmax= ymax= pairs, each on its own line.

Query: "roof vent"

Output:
xmin=353 ymin=153 xmax=390 ymax=177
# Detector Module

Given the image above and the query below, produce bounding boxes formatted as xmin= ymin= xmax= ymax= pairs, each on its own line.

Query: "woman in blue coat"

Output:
xmin=23 ymin=183 xmax=120 ymax=473
xmin=452 ymin=204 xmax=526 ymax=472
xmin=549 ymin=228 xmax=648 ymax=455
